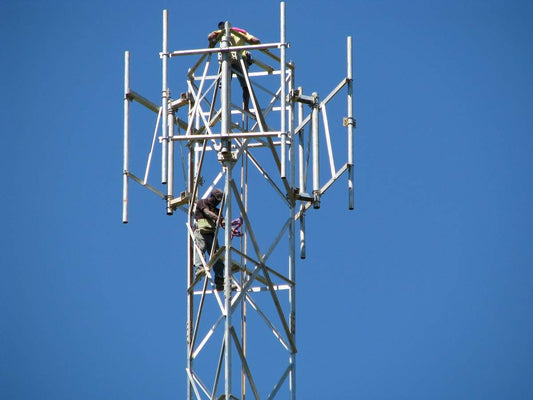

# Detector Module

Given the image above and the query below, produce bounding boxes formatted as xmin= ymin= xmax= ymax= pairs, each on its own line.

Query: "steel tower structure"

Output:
xmin=123 ymin=3 xmax=355 ymax=399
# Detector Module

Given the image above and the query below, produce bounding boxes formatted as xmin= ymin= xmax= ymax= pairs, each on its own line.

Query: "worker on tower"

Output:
xmin=193 ymin=188 xmax=225 ymax=291
xmin=208 ymin=22 xmax=261 ymax=111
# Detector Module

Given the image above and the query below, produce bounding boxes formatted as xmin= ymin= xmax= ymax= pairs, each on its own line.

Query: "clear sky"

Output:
xmin=2 ymin=0 xmax=533 ymax=399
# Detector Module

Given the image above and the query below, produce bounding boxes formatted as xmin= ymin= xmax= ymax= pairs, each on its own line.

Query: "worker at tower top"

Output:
xmin=208 ymin=22 xmax=261 ymax=111
xmin=193 ymin=188 xmax=225 ymax=291
xmin=208 ymin=21 xmax=261 ymax=54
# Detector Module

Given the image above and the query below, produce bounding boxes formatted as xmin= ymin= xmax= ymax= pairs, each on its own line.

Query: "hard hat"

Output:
xmin=211 ymin=188 xmax=224 ymax=201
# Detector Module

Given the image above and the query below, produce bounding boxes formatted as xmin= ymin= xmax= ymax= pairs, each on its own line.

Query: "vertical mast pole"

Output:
xmin=240 ymin=158 xmax=248 ymax=399
xmin=312 ymin=92 xmax=320 ymax=208
xmin=186 ymin=81 xmax=196 ymax=400
xmin=187 ymin=148 xmax=193 ymax=400
xmin=297 ymin=87 xmax=306 ymax=259
xmin=167 ymin=108 xmax=174 ymax=214
xmin=165 ymin=11 xmax=174 ymax=214
xmin=221 ymin=22 xmax=233 ymax=400
xmin=280 ymin=1 xmax=287 ymax=179
xmin=221 ymin=22 xmax=231 ymax=156
xmin=288 ymin=65 xmax=297 ymax=400
xmin=347 ymin=36 xmax=354 ymax=210
xmin=123 ymin=51 xmax=130 ymax=224
xmin=223 ymin=162 xmax=233 ymax=400
xmin=161 ymin=10 xmax=169 ymax=184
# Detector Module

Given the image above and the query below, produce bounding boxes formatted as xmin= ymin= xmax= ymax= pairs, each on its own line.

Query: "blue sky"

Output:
xmin=2 ymin=0 xmax=533 ymax=399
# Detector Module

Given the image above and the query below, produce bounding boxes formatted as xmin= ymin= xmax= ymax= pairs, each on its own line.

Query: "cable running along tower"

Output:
xmin=123 ymin=3 xmax=355 ymax=399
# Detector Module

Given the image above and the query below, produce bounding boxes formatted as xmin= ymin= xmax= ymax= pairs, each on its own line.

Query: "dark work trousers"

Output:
xmin=193 ymin=229 xmax=224 ymax=282
xmin=232 ymin=60 xmax=250 ymax=110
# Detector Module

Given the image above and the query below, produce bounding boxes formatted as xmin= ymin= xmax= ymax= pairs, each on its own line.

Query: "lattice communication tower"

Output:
xmin=122 ymin=2 xmax=355 ymax=399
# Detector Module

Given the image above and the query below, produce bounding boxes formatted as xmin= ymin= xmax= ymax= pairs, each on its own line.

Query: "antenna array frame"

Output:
xmin=123 ymin=3 xmax=355 ymax=399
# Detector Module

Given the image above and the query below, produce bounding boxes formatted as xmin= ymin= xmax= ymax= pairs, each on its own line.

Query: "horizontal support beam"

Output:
xmin=126 ymin=90 xmax=160 ymax=114
xmin=254 ymin=57 xmax=275 ymax=74
xmin=193 ymin=69 xmax=282 ymax=81
xmin=169 ymin=94 xmax=188 ymax=110
xmin=168 ymin=192 xmax=190 ymax=210
xmin=168 ymin=42 xmax=283 ymax=58
xmin=167 ymin=131 xmax=286 ymax=142
xmin=193 ymin=284 xmax=290 ymax=296
xmin=126 ymin=171 xmax=166 ymax=199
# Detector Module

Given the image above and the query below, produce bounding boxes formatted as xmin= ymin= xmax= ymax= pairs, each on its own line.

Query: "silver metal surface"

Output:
xmin=123 ymin=51 xmax=129 ymax=223
xmin=161 ymin=10 xmax=169 ymax=184
xmin=122 ymin=2 xmax=355 ymax=398
xmin=280 ymin=1 xmax=287 ymax=180
xmin=347 ymin=36 xmax=355 ymax=210
xmin=311 ymin=92 xmax=320 ymax=209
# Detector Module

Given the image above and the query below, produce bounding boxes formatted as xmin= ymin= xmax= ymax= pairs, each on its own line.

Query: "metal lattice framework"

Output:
xmin=123 ymin=3 xmax=355 ymax=399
